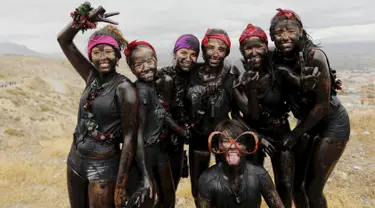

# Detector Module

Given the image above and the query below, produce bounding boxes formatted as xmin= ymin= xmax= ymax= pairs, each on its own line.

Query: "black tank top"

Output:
xmin=232 ymin=59 xmax=289 ymax=125
xmin=135 ymin=81 xmax=166 ymax=146
xmin=188 ymin=64 xmax=235 ymax=135
xmin=73 ymin=72 xmax=126 ymax=156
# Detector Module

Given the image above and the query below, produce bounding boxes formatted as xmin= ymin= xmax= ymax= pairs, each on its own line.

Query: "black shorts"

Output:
xmin=308 ymin=104 xmax=350 ymax=139
xmin=66 ymin=146 xmax=120 ymax=181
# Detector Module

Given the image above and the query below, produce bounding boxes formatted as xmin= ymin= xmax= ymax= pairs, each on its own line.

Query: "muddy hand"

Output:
xmin=299 ymin=52 xmax=321 ymax=91
xmin=261 ymin=137 xmax=276 ymax=157
xmin=89 ymin=6 xmax=120 ymax=25
xmin=241 ymin=70 xmax=259 ymax=87
xmin=301 ymin=66 xmax=321 ymax=91
xmin=206 ymin=81 xmax=219 ymax=94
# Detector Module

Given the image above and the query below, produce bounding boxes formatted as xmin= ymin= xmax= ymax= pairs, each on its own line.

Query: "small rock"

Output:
xmin=352 ymin=165 xmax=362 ymax=170
xmin=362 ymin=130 xmax=371 ymax=135
xmin=336 ymin=171 xmax=348 ymax=180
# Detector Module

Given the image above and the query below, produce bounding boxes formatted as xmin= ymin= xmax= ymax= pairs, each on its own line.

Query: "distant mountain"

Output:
xmin=318 ymin=42 xmax=375 ymax=70
xmin=0 ymin=42 xmax=40 ymax=56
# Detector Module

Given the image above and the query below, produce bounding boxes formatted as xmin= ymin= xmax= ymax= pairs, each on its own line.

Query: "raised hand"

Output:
xmin=241 ymin=70 xmax=259 ymax=87
xmin=299 ymin=52 xmax=321 ymax=91
xmin=88 ymin=6 xmax=120 ymax=25
xmin=206 ymin=80 xmax=219 ymax=94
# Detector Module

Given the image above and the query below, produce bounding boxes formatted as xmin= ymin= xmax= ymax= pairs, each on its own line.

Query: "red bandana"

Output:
xmin=273 ymin=8 xmax=303 ymax=27
xmin=201 ymin=29 xmax=231 ymax=48
xmin=239 ymin=24 xmax=268 ymax=45
xmin=124 ymin=40 xmax=156 ymax=56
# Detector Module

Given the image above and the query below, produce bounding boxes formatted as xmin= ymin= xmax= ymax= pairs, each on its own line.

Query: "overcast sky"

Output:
xmin=1 ymin=0 xmax=374 ymax=55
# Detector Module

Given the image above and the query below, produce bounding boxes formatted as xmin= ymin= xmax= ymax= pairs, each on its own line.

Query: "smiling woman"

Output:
xmin=56 ymin=2 xmax=152 ymax=208
xmin=270 ymin=8 xmax=351 ymax=208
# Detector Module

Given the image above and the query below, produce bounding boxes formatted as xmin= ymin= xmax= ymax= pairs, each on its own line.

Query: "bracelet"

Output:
xmin=70 ymin=2 xmax=97 ymax=33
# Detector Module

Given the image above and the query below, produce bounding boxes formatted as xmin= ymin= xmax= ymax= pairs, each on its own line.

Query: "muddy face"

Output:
xmin=273 ymin=20 xmax=302 ymax=54
xmin=241 ymin=37 xmax=268 ymax=70
xmin=204 ymin=39 xmax=228 ymax=68
xmin=175 ymin=48 xmax=198 ymax=71
xmin=130 ymin=46 xmax=157 ymax=82
xmin=91 ymin=44 xmax=118 ymax=73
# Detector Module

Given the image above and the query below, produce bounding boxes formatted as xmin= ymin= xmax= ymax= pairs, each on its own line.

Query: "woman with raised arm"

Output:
xmin=269 ymin=8 xmax=350 ymax=208
xmin=57 ymin=2 xmax=152 ymax=208
xmin=231 ymin=24 xmax=294 ymax=207
xmin=232 ymin=23 xmax=322 ymax=208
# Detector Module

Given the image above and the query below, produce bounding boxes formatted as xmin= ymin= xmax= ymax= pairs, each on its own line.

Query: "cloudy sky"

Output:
xmin=1 ymin=0 xmax=374 ymax=57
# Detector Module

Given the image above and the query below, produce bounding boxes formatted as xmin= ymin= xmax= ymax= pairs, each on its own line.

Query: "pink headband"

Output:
xmin=87 ymin=35 xmax=120 ymax=60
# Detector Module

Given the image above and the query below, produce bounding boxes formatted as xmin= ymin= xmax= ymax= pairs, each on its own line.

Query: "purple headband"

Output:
xmin=173 ymin=34 xmax=200 ymax=56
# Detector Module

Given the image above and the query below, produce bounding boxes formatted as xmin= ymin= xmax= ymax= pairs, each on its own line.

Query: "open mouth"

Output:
xmin=281 ymin=42 xmax=292 ymax=48
xmin=226 ymin=152 xmax=241 ymax=165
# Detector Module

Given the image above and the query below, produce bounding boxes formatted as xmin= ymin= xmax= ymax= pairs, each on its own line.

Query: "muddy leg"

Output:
xmin=189 ymin=148 xmax=211 ymax=207
xmin=271 ymin=150 xmax=294 ymax=208
xmin=88 ymin=179 xmax=116 ymax=208
xmin=305 ymin=137 xmax=348 ymax=208
xmin=67 ymin=166 xmax=89 ymax=208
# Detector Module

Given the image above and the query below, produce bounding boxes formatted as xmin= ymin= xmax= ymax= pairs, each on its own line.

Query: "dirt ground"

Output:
xmin=0 ymin=56 xmax=374 ymax=207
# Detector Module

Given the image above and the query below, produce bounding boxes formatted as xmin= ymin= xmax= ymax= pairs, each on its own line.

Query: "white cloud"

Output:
xmin=0 ymin=0 xmax=374 ymax=54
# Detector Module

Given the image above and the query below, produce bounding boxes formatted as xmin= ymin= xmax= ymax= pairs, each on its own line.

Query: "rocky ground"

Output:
xmin=0 ymin=55 xmax=374 ymax=207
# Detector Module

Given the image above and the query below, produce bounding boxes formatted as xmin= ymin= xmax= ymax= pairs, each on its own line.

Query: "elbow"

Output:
xmin=56 ymin=32 xmax=65 ymax=45
xmin=314 ymin=105 xmax=328 ymax=120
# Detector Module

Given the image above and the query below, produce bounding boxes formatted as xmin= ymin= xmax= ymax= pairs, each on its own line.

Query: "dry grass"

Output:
xmin=0 ymin=55 xmax=374 ymax=207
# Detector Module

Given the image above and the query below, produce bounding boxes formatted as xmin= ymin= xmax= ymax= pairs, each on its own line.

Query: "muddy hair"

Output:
xmin=214 ymin=119 xmax=248 ymax=140
xmin=239 ymin=26 xmax=268 ymax=57
xmin=125 ymin=45 xmax=157 ymax=69
xmin=89 ymin=25 xmax=129 ymax=58
xmin=201 ymin=28 xmax=230 ymax=57
xmin=269 ymin=13 xmax=320 ymax=61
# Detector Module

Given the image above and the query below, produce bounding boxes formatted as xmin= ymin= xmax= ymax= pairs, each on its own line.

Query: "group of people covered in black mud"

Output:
xmin=57 ymin=2 xmax=351 ymax=208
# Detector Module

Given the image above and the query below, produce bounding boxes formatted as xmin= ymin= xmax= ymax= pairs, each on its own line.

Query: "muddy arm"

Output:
xmin=260 ymin=172 xmax=285 ymax=208
xmin=289 ymin=50 xmax=331 ymax=141
xmin=114 ymin=81 xmax=150 ymax=206
xmin=57 ymin=21 xmax=95 ymax=82
xmin=165 ymin=113 xmax=188 ymax=137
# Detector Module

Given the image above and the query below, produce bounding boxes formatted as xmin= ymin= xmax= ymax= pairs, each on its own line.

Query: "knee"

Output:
xmin=293 ymin=181 xmax=306 ymax=196
xmin=305 ymin=184 xmax=323 ymax=201
xmin=276 ymin=180 xmax=293 ymax=193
